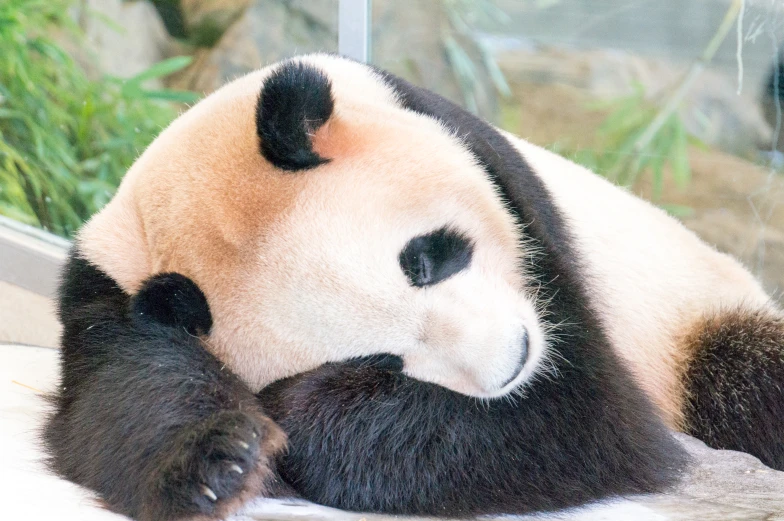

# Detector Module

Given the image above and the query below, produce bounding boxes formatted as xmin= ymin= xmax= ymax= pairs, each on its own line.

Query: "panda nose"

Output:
xmin=501 ymin=330 xmax=529 ymax=388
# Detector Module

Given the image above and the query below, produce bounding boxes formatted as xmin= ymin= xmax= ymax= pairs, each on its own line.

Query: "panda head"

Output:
xmin=76 ymin=54 xmax=550 ymax=399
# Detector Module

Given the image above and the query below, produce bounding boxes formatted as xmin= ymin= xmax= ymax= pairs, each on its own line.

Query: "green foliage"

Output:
xmin=441 ymin=0 xmax=511 ymax=114
xmin=556 ymin=85 xmax=698 ymax=215
xmin=0 ymin=0 xmax=197 ymax=237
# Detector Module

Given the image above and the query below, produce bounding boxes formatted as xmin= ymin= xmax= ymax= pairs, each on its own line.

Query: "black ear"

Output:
xmin=130 ymin=273 xmax=212 ymax=336
xmin=256 ymin=61 xmax=334 ymax=171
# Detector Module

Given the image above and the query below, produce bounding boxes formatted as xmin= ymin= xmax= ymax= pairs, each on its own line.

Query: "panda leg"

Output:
xmin=44 ymin=253 xmax=287 ymax=521
xmin=681 ymin=308 xmax=784 ymax=470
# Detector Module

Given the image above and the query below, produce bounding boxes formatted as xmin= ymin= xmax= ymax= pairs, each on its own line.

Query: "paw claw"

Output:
xmin=200 ymin=485 xmax=218 ymax=502
xmin=159 ymin=411 xmax=282 ymax=517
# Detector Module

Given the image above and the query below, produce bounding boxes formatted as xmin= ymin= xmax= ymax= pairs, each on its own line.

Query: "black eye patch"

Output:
xmin=399 ymin=227 xmax=473 ymax=287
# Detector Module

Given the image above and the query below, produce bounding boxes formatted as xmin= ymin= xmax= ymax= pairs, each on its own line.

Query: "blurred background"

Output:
xmin=1 ymin=0 xmax=784 ymax=344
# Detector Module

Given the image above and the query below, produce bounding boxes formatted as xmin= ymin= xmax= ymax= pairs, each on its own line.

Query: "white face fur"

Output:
xmin=78 ymin=55 xmax=550 ymax=399
xmin=231 ymin=184 xmax=549 ymax=399
xmin=205 ymin=103 xmax=549 ymax=399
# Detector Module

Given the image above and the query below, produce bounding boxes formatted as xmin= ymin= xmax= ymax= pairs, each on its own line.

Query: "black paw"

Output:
xmin=130 ymin=273 xmax=212 ymax=335
xmin=148 ymin=410 xmax=284 ymax=520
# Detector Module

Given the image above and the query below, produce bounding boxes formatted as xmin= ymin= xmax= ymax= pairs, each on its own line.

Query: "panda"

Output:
xmin=44 ymin=54 xmax=784 ymax=521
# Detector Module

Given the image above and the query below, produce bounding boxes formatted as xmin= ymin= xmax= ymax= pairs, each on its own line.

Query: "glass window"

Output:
xmin=1 ymin=0 xmax=783 ymax=302
xmin=372 ymin=0 xmax=784 ymax=298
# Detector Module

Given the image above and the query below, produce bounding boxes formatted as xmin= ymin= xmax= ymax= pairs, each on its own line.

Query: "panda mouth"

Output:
xmin=497 ymin=330 xmax=530 ymax=391
xmin=500 ymin=331 xmax=530 ymax=389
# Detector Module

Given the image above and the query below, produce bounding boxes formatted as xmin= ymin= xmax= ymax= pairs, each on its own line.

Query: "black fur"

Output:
xmin=399 ymin=227 xmax=473 ymax=287
xmin=256 ymin=61 xmax=334 ymax=171
xmin=256 ymin=69 xmax=688 ymax=516
xmin=44 ymin=251 xmax=286 ymax=521
xmin=683 ymin=309 xmax=784 ymax=471
xmin=130 ymin=272 xmax=212 ymax=336
xmin=259 ymin=357 xmax=685 ymax=517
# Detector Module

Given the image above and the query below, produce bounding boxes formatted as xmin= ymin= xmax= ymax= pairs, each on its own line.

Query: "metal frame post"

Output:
xmin=338 ymin=0 xmax=372 ymax=62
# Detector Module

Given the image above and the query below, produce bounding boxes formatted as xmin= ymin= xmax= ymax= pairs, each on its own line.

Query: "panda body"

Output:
xmin=512 ymin=137 xmax=774 ymax=427
xmin=45 ymin=54 xmax=784 ymax=521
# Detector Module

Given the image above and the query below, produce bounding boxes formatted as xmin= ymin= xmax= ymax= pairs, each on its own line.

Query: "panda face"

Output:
xmin=232 ymin=211 xmax=545 ymax=400
xmin=77 ymin=55 xmax=550 ymax=398
xmin=199 ymin=80 xmax=550 ymax=398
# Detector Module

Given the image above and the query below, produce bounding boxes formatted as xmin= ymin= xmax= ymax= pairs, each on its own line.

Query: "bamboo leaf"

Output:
xmin=126 ymin=56 xmax=193 ymax=84
xmin=660 ymin=203 xmax=695 ymax=218
xmin=0 ymin=0 xmax=197 ymax=237
xmin=139 ymin=88 xmax=201 ymax=103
